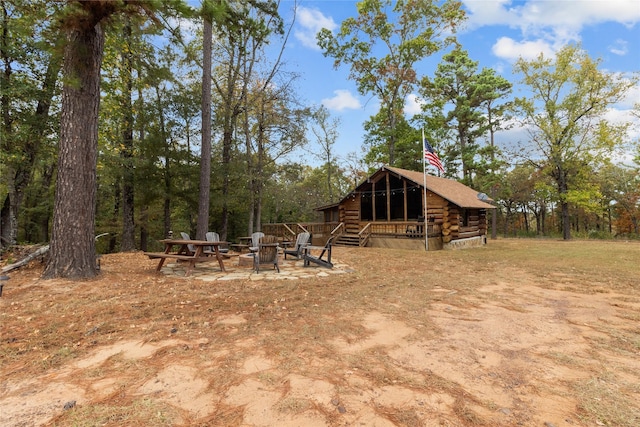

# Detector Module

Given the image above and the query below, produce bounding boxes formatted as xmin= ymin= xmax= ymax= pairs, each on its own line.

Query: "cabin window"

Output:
xmin=460 ymin=209 xmax=470 ymax=226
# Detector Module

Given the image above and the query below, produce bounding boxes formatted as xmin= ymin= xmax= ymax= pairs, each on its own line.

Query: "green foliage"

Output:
xmin=6 ymin=0 xmax=636 ymax=255
xmin=363 ymin=113 xmax=422 ymax=170
xmin=513 ymin=44 xmax=639 ymax=239
xmin=0 ymin=0 xmax=63 ymax=246
xmin=317 ymin=0 xmax=465 ymax=165
xmin=419 ymin=46 xmax=512 ymax=186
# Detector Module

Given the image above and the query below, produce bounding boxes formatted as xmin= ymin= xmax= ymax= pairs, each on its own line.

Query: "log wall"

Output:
xmin=425 ymin=193 xmax=448 ymax=225
xmin=341 ymin=195 xmax=360 ymax=234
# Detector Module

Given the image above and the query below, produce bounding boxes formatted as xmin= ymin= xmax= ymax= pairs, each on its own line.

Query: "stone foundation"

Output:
xmin=443 ymin=235 xmax=486 ymax=250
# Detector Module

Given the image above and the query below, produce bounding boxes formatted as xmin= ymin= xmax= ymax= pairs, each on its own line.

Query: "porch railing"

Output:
xmin=366 ymin=221 xmax=441 ymax=238
xmin=262 ymin=221 xmax=441 ymax=244
xmin=358 ymin=223 xmax=372 ymax=247
xmin=262 ymin=222 xmax=337 ymax=241
xmin=330 ymin=222 xmax=345 ymax=239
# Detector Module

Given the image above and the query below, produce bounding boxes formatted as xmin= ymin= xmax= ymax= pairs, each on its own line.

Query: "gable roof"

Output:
xmin=370 ymin=166 xmax=495 ymax=209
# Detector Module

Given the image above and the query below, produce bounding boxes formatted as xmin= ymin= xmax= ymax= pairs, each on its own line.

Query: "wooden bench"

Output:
xmin=144 ymin=252 xmax=216 ymax=275
xmin=144 ymin=252 xmax=208 ymax=261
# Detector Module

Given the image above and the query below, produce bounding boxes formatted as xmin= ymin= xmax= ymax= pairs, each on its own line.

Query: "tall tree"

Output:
xmin=474 ymin=66 xmax=512 ymax=238
xmin=43 ymin=1 xmax=189 ymax=279
xmin=600 ymin=164 xmax=640 ymax=236
xmin=244 ymin=75 xmax=310 ymax=233
xmin=317 ymin=0 xmax=465 ymax=166
xmin=420 ymin=46 xmax=511 ymax=188
xmin=208 ymin=0 xmax=282 ymax=239
xmin=119 ymin=17 xmax=136 ymax=251
xmin=310 ymin=105 xmax=340 ymax=202
xmin=363 ymin=113 xmax=419 ymax=171
xmin=513 ymin=44 xmax=637 ymax=240
xmin=0 ymin=0 xmax=61 ymax=249
xmin=196 ymin=1 xmax=213 ymax=240
xmin=43 ymin=1 xmax=114 ymax=279
xmin=99 ymin=13 xmax=173 ymax=251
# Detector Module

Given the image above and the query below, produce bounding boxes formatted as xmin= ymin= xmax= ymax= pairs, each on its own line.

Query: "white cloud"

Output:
xmin=294 ymin=6 xmax=337 ymax=50
xmin=618 ymin=78 xmax=640 ymax=109
xmin=609 ymin=39 xmax=629 ymax=56
xmin=464 ymin=0 xmax=640 ymax=33
xmin=404 ymin=94 xmax=424 ymax=115
xmin=603 ymin=107 xmax=640 ymax=143
xmin=492 ymin=37 xmax=556 ymax=62
xmin=464 ymin=0 xmax=640 ymax=62
xmin=461 ymin=0 xmax=516 ymax=29
xmin=322 ymin=90 xmax=361 ymax=111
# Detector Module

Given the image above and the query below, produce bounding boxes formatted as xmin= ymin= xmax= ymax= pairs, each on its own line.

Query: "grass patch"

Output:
xmin=575 ymin=374 xmax=640 ymax=427
xmin=50 ymin=397 xmax=179 ymax=427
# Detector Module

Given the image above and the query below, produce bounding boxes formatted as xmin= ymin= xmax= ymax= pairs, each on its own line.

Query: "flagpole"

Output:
xmin=422 ymin=129 xmax=428 ymax=252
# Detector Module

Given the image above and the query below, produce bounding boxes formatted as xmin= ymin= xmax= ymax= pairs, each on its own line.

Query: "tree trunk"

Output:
xmin=43 ymin=21 xmax=104 ymax=279
xmin=490 ymin=187 xmax=497 ymax=240
xmin=558 ymin=173 xmax=571 ymax=240
xmin=120 ymin=21 xmax=136 ymax=251
xmin=0 ymin=2 xmax=13 ymax=248
xmin=0 ymin=196 xmax=14 ymax=247
xmin=32 ymin=163 xmax=55 ymax=243
xmin=156 ymin=86 xmax=171 ymax=238
xmin=109 ymin=179 xmax=120 ymax=253
xmin=196 ymin=16 xmax=212 ymax=240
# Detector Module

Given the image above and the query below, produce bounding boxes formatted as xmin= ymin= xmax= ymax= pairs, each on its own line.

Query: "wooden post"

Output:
xmin=386 ymin=173 xmax=391 ymax=221
xmin=372 ymin=180 xmax=376 ymax=221
xmin=403 ymin=181 xmax=408 ymax=221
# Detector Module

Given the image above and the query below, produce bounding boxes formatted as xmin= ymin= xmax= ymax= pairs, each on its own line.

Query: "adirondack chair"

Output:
xmin=180 ymin=232 xmax=196 ymax=255
xmin=302 ymin=235 xmax=335 ymax=268
xmin=205 ymin=232 xmax=229 ymax=254
xmin=253 ymin=235 xmax=280 ymax=273
xmin=284 ymin=232 xmax=310 ymax=260
xmin=248 ymin=232 xmax=265 ymax=253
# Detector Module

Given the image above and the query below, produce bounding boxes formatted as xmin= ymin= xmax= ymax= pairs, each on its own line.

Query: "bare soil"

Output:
xmin=1 ymin=239 xmax=639 ymax=427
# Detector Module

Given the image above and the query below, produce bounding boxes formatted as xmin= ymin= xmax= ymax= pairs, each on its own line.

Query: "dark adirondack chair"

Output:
xmin=284 ymin=232 xmax=310 ymax=260
xmin=303 ymin=235 xmax=335 ymax=269
xmin=253 ymin=235 xmax=280 ymax=273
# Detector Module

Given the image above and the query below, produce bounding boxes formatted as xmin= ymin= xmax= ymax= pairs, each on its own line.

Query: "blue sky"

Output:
xmin=270 ymin=0 xmax=640 ymax=166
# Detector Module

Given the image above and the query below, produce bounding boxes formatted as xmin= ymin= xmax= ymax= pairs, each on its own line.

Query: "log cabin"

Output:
xmin=263 ymin=166 xmax=495 ymax=250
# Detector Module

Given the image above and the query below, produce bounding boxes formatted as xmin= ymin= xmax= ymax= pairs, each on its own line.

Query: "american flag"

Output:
xmin=423 ymin=138 xmax=444 ymax=173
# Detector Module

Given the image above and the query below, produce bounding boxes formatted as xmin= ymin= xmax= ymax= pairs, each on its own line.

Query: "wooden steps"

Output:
xmin=335 ymin=234 xmax=360 ymax=247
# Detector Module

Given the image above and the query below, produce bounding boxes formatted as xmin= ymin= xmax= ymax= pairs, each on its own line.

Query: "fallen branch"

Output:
xmin=1 ymin=233 xmax=111 ymax=274
xmin=1 ymin=245 xmax=49 ymax=274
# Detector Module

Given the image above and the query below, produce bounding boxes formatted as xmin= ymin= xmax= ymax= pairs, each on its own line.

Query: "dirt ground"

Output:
xmin=1 ymin=239 xmax=639 ymax=427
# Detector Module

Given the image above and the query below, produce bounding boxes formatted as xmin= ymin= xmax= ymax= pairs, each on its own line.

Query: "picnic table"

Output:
xmin=144 ymin=238 xmax=227 ymax=277
xmin=230 ymin=236 xmax=253 ymax=253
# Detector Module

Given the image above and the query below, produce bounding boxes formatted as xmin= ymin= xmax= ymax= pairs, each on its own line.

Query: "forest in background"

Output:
xmin=1 ymin=0 xmax=639 ymax=264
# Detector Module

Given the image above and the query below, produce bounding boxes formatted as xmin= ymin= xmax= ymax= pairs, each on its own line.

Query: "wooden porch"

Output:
xmin=262 ymin=221 xmax=442 ymax=248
